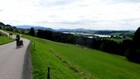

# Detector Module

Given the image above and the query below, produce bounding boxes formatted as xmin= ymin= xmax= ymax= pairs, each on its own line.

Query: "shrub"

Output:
xmin=125 ymin=49 xmax=140 ymax=63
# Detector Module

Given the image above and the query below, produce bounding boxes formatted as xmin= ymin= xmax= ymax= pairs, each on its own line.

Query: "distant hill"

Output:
xmin=56 ymin=28 xmax=135 ymax=34
xmin=16 ymin=25 xmax=135 ymax=34
xmin=56 ymin=28 xmax=94 ymax=33
xmin=16 ymin=25 xmax=54 ymax=31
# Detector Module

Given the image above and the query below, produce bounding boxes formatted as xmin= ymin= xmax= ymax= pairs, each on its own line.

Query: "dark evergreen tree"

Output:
xmin=100 ymin=40 xmax=119 ymax=54
xmin=29 ymin=27 xmax=35 ymax=36
xmin=125 ymin=49 xmax=140 ymax=63
xmin=125 ymin=27 xmax=140 ymax=63
xmin=133 ymin=27 xmax=140 ymax=49
xmin=37 ymin=29 xmax=42 ymax=38
xmin=0 ymin=22 xmax=5 ymax=26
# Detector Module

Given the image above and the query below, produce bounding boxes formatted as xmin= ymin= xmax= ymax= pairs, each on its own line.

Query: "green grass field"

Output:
xmin=107 ymin=38 xmax=123 ymax=43
xmin=0 ymin=35 xmax=14 ymax=45
xmin=24 ymin=35 xmax=140 ymax=79
xmin=110 ymin=38 xmax=124 ymax=43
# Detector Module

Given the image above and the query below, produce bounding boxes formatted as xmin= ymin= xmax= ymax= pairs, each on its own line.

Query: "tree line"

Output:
xmin=0 ymin=22 xmax=140 ymax=63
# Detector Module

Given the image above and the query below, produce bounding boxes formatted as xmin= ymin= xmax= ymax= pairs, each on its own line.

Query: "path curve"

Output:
xmin=0 ymin=31 xmax=31 ymax=79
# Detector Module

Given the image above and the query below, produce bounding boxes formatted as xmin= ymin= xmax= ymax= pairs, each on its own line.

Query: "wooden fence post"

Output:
xmin=47 ymin=67 xmax=50 ymax=79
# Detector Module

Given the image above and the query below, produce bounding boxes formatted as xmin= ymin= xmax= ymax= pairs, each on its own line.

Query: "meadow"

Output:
xmin=25 ymin=35 xmax=140 ymax=79
xmin=109 ymin=38 xmax=123 ymax=43
xmin=0 ymin=35 xmax=14 ymax=45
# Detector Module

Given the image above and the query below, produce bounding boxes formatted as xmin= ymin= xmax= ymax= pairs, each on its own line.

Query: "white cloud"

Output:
xmin=0 ymin=0 xmax=140 ymax=30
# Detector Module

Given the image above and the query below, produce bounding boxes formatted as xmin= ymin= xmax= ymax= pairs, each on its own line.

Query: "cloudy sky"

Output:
xmin=0 ymin=0 xmax=140 ymax=30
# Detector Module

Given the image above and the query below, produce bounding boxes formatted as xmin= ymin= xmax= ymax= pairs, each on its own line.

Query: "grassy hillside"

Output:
xmin=110 ymin=38 xmax=123 ymax=43
xmin=24 ymin=35 xmax=140 ymax=79
xmin=0 ymin=35 xmax=14 ymax=45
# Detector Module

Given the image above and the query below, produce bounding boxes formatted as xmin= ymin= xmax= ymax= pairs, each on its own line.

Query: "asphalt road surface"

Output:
xmin=0 ymin=37 xmax=30 ymax=79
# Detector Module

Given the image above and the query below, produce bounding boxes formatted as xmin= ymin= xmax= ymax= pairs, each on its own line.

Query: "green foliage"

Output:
xmin=0 ymin=26 xmax=2 ymax=29
xmin=133 ymin=27 xmax=140 ymax=49
xmin=24 ymin=35 xmax=140 ymax=79
xmin=125 ymin=49 xmax=140 ymax=63
xmin=29 ymin=27 xmax=35 ymax=36
xmin=109 ymin=38 xmax=123 ymax=43
xmin=24 ymin=35 xmax=80 ymax=79
xmin=0 ymin=35 xmax=14 ymax=45
xmin=125 ymin=27 xmax=140 ymax=63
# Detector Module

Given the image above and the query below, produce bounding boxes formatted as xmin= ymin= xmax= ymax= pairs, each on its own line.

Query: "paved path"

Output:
xmin=0 ymin=32 xmax=30 ymax=79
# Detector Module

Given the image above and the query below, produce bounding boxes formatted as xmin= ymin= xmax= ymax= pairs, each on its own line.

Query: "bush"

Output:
xmin=100 ymin=40 xmax=120 ymax=54
xmin=125 ymin=49 xmax=140 ymax=63
xmin=0 ymin=26 xmax=2 ymax=29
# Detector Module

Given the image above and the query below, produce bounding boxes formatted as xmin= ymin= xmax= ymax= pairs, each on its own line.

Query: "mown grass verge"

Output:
xmin=0 ymin=35 xmax=14 ymax=45
xmin=24 ymin=35 xmax=140 ymax=79
xmin=24 ymin=35 xmax=81 ymax=79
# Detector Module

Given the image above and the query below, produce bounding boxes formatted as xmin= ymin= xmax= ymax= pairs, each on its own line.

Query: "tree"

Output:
xmin=37 ymin=29 xmax=43 ymax=38
xmin=125 ymin=27 xmax=140 ymax=63
xmin=133 ymin=27 xmax=140 ymax=49
xmin=44 ymin=30 xmax=53 ymax=40
xmin=125 ymin=49 xmax=140 ymax=63
xmin=100 ymin=40 xmax=119 ymax=54
xmin=0 ymin=26 xmax=1 ymax=29
xmin=29 ymin=27 xmax=35 ymax=36
xmin=0 ymin=22 xmax=5 ymax=26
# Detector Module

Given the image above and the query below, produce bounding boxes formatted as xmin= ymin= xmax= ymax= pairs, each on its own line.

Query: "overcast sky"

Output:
xmin=0 ymin=0 xmax=140 ymax=30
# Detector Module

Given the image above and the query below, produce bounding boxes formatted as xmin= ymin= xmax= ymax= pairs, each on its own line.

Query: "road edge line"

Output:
xmin=22 ymin=40 xmax=32 ymax=79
